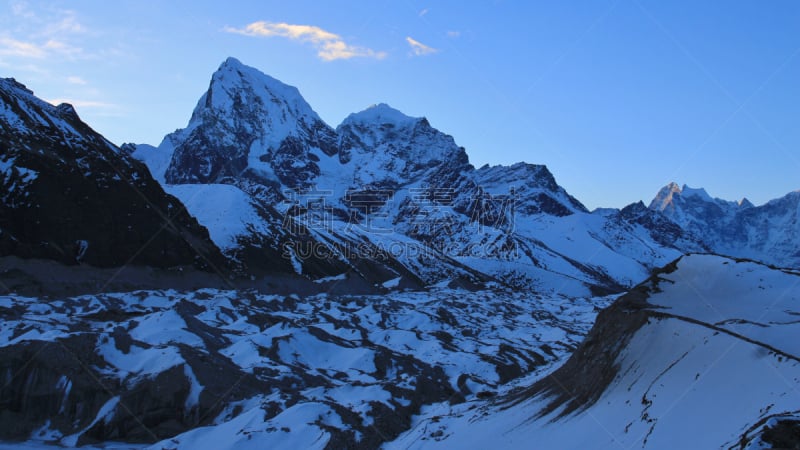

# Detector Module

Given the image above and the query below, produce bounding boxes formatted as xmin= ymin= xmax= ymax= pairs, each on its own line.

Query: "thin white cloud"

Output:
xmin=419 ymin=8 xmax=429 ymax=17
xmin=0 ymin=36 xmax=46 ymax=58
xmin=44 ymin=12 xmax=85 ymax=35
xmin=67 ymin=75 xmax=87 ymax=85
xmin=446 ymin=30 xmax=461 ymax=38
xmin=10 ymin=1 xmax=35 ymax=19
xmin=0 ymin=59 xmax=47 ymax=75
xmin=0 ymin=4 xmax=89 ymax=60
xmin=9 ymin=2 xmax=86 ymax=35
xmin=0 ymin=36 xmax=85 ymax=59
xmin=47 ymin=98 xmax=115 ymax=109
xmin=406 ymin=36 xmax=438 ymax=56
xmin=224 ymin=21 xmax=386 ymax=61
xmin=43 ymin=39 xmax=83 ymax=57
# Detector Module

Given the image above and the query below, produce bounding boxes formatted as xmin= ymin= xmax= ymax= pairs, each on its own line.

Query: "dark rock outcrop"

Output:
xmin=0 ymin=78 xmax=226 ymax=270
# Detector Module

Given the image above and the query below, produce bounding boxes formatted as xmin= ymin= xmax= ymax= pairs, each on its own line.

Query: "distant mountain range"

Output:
xmin=126 ymin=57 xmax=797 ymax=294
xmin=649 ymin=181 xmax=800 ymax=267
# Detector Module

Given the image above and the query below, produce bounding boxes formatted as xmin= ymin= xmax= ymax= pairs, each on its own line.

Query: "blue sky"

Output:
xmin=1 ymin=0 xmax=798 ymax=209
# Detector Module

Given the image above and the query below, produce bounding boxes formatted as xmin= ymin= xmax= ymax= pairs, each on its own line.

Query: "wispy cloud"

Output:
xmin=47 ymin=98 xmax=115 ymax=109
xmin=0 ymin=36 xmax=46 ymax=58
xmin=406 ymin=37 xmax=438 ymax=56
xmin=0 ymin=4 xmax=88 ymax=60
xmin=0 ymin=36 xmax=85 ymax=59
xmin=446 ymin=30 xmax=461 ymax=38
xmin=224 ymin=21 xmax=386 ymax=61
xmin=67 ymin=75 xmax=87 ymax=85
xmin=10 ymin=1 xmax=35 ymax=19
xmin=419 ymin=8 xmax=429 ymax=17
xmin=0 ymin=59 xmax=47 ymax=74
xmin=44 ymin=11 xmax=85 ymax=35
xmin=42 ymin=39 xmax=83 ymax=57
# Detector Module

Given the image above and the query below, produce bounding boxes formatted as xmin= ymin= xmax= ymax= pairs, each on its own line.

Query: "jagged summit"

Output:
xmin=642 ymin=181 xmax=800 ymax=267
xmin=472 ymin=162 xmax=588 ymax=215
xmin=1 ymin=78 xmax=77 ymax=132
xmin=340 ymin=103 xmax=421 ymax=128
xmin=220 ymin=55 xmax=244 ymax=68
xmin=648 ymin=181 xmax=682 ymax=211
xmin=679 ymin=184 xmax=712 ymax=201
xmin=649 ymin=182 xmax=738 ymax=212
xmin=55 ymin=102 xmax=78 ymax=118
xmin=162 ymin=57 xmax=337 ymax=185
xmin=0 ymin=77 xmax=34 ymax=96
xmin=133 ymin=57 xmax=660 ymax=293
xmin=475 ymin=162 xmax=563 ymax=191
xmin=197 ymin=56 xmax=319 ymax=124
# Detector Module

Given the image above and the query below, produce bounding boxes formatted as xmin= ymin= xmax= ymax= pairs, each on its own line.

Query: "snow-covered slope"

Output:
xmin=388 ymin=254 xmax=800 ymax=449
xmin=0 ymin=77 xmax=224 ymax=269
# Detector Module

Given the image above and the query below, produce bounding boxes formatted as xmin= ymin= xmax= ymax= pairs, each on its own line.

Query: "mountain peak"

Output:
xmin=649 ymin=182 xmax=682 ymax=211
xmin=203 ymin=57 xmax=308 ymax=111
xmin=164 ymin=57 xmax=336 ymax=184
xmin=341 ymin=103 xmax=420 ymax=128
xmin=55 ymin=102 xmax=78 ymax=118
xmin=680 ymin=184 xmax=712 ymax=202
xmin=649 ymin=182 xmax=718 ymax=211
xmin=0 ymin=77 xmax=34 ymax=96
xmin=220 ymin=56 xmax=244 ymax=69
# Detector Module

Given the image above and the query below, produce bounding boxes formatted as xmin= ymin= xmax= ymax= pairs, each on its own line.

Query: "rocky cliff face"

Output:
xmin=0 ymin=78 xmax=224 ymax=269
xmin=163 ymin=57 xmax=337 ymax=188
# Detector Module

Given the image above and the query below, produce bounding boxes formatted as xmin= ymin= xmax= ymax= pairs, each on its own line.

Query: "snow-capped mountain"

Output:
xmin=335 ymin=103 xmax=471 ymax=189
xmin=389 ymin=254 xmax=800 ymax=449
xmin=134 ymin=58 xmax=702 ymax=295
xmin=163 ymin=57 xmax=337 ymax=188
xmin=0 ymin=77 xmax=223 ymax=269
xmin=649 ymin=182 xmax=751 ymax=229
xmin=472 ymin=162 xmax=586 ymax=217
xmin=648 ymin=182 xmax=800 ymax=267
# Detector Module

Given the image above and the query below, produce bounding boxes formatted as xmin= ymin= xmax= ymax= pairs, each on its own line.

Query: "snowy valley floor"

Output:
xmin=0 ymin=286 xmax=610 ymax=449
xmin=1 ymin=255 xmax=798 ymax=449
